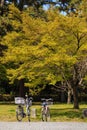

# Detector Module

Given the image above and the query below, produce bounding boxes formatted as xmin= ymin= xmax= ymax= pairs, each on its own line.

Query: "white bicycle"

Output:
xmin=15 ymin=95 xmax=33 ymax=122
xmin=41 ymin=98 xmax=53 ymax=121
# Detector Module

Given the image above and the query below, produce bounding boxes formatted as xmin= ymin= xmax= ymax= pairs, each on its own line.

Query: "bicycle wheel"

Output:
xmin=27 ymin=113 xmax=30 ymax=122
xmin=82 ymin=109 xmax=87 ymax=118
xmin=42 ymin=109 xmax=47 ymax=122
xmin=42 ymin=108 xmax=50 ymax=122
xmin=28 ymin=114 xmax=30 ymax=122
xmin=46 ymin=108 xmax=50 ymax=121
xmin=27 ymin=107 xmax=30 ymax=122
xmin=16 ymin=105 xmax=23 ymax=121
xmin=42 ymin=113 xmax=47 ymax=121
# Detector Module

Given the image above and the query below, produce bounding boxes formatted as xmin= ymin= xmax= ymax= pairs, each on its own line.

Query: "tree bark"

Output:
xmin=72 ymin=64 xmax=80 ymax=109
xmin=73 ymin=85 xmax=79 ymax=109
xmin=61 ymin=73 xmax=72 ymax=104
xmin=67 ymin=89 xmax=71 ymax=104
xmin=19 ymin=79 xmax=25 ymax=97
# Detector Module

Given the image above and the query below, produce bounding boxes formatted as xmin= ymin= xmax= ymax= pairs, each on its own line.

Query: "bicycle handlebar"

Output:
xmin=41 ymin=98 xmax=53 ymax=102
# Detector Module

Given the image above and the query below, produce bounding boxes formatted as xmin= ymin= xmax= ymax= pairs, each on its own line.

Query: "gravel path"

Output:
xmin=0 ymin=122 xmax=87 ymax=130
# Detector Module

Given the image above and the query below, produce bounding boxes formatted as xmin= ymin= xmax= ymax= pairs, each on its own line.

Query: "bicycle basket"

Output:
xmin=15 ymin=97 xmax=25 ymax=105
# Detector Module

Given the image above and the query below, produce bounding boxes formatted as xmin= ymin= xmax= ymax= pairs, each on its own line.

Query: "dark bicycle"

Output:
xmin=82 ymin=109 xmax=87 ymax=118
xmin=15 ymin=95 xmax=33 ymax=122
xmin=41 ymin=98 xmax=53 ymax=122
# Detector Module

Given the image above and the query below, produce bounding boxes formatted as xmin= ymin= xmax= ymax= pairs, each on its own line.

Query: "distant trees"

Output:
xmin=0 ymin=0 xmax=83 ymax=13
xmin=0 ymin=0 xmax=56 ymax=11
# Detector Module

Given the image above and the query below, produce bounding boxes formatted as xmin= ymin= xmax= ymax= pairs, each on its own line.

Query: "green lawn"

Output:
xmin=0 ymin=103 xmax=87 ymax=122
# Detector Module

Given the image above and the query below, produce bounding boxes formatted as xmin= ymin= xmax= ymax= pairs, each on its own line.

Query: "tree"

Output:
xmin=1 ymin=4 xmax=47 ymax=96
xmin=50 ymin=14 xmax=87 ymax=108
xmin=1 ymin=5 xmax=87 ymax=108
xmin=26 ymin=10 xmax=87 ymax=108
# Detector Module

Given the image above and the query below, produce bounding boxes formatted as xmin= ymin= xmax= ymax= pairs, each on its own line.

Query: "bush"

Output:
xmin=0 ymin=94 xmax=3 ymax=101
xmin=0 ymin=94 xmax=14 ymax=101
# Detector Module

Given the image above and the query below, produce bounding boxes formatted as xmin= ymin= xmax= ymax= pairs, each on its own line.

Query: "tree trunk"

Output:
xmin=73 ymin=86 xmax=79 ymax=109
xmin=19 ymin=79 xmax=25 ymax=97
xmin=67 ymin=89 xmax=71 ymax=104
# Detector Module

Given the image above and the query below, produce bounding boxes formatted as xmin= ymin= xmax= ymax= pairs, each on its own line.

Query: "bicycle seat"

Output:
xmin=42 ymin=102 xmax=47 ymax=106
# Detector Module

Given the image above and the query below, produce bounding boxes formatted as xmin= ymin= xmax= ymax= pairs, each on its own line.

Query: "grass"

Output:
xmin=0 ymin=103 xmax=87 ymax=122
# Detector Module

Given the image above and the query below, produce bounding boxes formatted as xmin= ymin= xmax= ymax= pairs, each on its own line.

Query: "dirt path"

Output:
xmin=0 ymin=122 xmax=87 ymax=130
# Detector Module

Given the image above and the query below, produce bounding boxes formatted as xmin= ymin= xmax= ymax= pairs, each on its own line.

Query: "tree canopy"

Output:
xmin=0 ymin=1 xmax=87 ymax=108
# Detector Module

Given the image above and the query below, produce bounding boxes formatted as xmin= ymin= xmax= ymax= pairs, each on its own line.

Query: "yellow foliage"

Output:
xmin=1 ymin=6 xmax=87 ymax=88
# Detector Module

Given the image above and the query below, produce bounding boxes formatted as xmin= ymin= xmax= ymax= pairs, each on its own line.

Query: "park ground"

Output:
xmin=0 ymin=103 xmax=87 ymax=122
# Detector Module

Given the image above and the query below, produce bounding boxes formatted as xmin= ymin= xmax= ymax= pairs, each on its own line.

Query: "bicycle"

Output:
xmin=82 ymin=109 xmax=87 ymax=118
xmin=41 ymin=98 xmax=53 ymax=122
xmin=15 ymin=95 xmax=33 ymax=122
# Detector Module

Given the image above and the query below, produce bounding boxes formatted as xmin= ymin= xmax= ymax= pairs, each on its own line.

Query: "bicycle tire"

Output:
xmin=27 ymin=107 xmax=30 ymax=122
xmin=42 ymin=109 xmax=47 ymax=122
xmin=28 ymin=115 xmax=30 ymax=122
xmin=16 ymin=106 xmax=23 ymax=121
xmin=42 ymin=107 xmax=50 ymax=122
xmin=42 ymin=113 xmax=47 ymax=121
xmin=46 ymin=108 xmax=50 ymax=121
